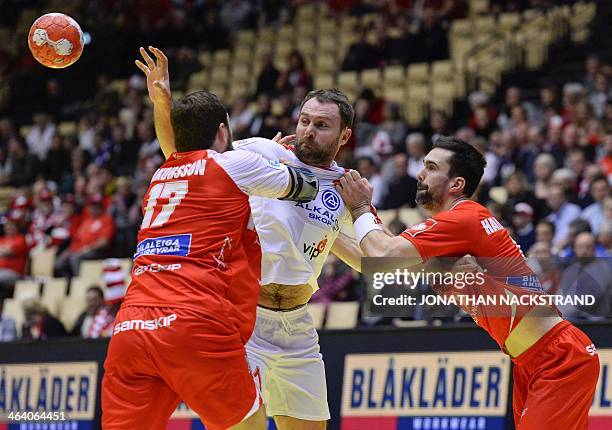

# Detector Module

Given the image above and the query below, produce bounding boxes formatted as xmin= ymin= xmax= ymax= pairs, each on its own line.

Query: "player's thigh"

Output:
xmin=511 ymin=366 xmax=529 ymax=426
xmin=102 ymin=366 xmax=180 ymax=430
xmin=160 ymin=325 xmax=260 ymax=429
xmin=102 ymin=314 xmax=181 ymax=430
xmin=267 ymin=353 xmax=329 ymax=420
xmin=175 ymin=354 xmax=258 ymax=429
xmin=245 ymin=331 xmax=272 ymax=396
xmin=229 ymin=405 xmax=267 ymax=430
xmin=274 ymin=415 xmax=327 ymax=430
xmin=102 ymin=378 xmax=179 ymax=430
xmin=517 ymin=352 xmax=599 ymax=429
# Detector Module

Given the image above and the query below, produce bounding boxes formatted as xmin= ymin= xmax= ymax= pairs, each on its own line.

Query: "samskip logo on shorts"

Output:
xmin=134 ymin=234 xmax=192 ymax=260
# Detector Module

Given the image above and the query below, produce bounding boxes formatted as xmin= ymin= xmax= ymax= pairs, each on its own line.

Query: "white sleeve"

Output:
xmin=232 ymin=137 xmax=295 ymax=162
xmin=213 ymin=150 xmax=290 ymax=198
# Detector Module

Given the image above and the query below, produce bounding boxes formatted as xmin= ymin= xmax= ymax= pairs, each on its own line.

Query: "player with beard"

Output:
xmin=137 ymin=46 xmax=368 ymax=430
xmin=335 ymin=136 xmax=600 ymax=430
xmin=103 ymin=57 xmax=321 ymax=428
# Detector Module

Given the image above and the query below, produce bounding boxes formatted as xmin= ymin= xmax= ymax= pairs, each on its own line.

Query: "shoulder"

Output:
xmin=437 ymin=200 xmax=484 ymax=222
xmin=212 ymin=149 xmax=286 ymax=172
xmin=406 ymin=200 xmax=485 ymax=235
xmin=233 ymin=137 xmax=296 ymax=161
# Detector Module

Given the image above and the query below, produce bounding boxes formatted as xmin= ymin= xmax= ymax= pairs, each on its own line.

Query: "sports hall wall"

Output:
xmin=1 ymin=322 xmax=611 ymax=430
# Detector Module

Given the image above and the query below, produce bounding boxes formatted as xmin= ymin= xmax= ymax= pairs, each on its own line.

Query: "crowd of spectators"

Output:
xmin=0 ymin=0 xmax=609 ymax=340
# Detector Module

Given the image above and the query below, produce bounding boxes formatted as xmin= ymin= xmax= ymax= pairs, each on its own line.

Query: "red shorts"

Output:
xmin=512 ymin=320 xmax=600 ymax=430
xmin=102 ymin=306 xmax=260 ymax=430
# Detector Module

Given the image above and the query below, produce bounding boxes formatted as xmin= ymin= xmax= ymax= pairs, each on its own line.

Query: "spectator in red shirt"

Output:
xmin=54 ymin=194 xmax=115 ymax=277
xmin=0 ymin=215 xmax=28 ymax=292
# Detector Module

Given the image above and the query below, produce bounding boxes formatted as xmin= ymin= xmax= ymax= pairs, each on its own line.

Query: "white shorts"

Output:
xmin=245 ymin=305 xmax=330 ymax=421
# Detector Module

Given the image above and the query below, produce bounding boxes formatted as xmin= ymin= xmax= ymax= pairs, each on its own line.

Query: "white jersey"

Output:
xmin=234 ymin=138 xmax=353 ymax=291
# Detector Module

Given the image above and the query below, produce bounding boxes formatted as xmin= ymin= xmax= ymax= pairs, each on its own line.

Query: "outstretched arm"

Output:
xmin=331 ymin=232 xmax=363 ymax=272
xmin=336 ymin=170 xmax=422 ymax=261
xmin=135 ymin=46 xmax=176 ymax=159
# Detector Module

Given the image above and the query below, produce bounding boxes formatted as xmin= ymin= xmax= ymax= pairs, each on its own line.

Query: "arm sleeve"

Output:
xmin=399 ymin=210 xmax=477 ymax=261
xmin=232 ymin=137 xmax=293 ymax=161
xmin=214 ymin=150 xmax=290 ymax=198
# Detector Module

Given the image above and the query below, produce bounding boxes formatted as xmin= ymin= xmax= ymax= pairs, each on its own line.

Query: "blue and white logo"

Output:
xmin=321 ymin=189 xmax=341 ymax=211
xmin=266 ymin=159 xmax=283 ymax=170
xmin=134 ymin=234 xmax=192 ymax=260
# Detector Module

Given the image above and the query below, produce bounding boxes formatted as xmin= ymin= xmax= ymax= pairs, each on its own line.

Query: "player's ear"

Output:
xmin=212 ymin=123 xmax=229 ymax=153
xmin=340 ymin=127 xmax=352 ymax=146
xmin=450 ymin=176 xmax=466 ymax=194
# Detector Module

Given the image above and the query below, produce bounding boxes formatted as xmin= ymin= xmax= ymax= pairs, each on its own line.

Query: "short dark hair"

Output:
xmin=591 ymin=174 xmax=608 ymax=188
xmin=299 ymin=89 xmax=355 ymax=129
xmin=171 ymin=91 xmax=228 ymax=152
xmin=433 ymin=136 xmax=487 ymax=198
xmin=569 ymin=218 xmax=592 ymax=235
xmin=537 ymin=220 xmax=556 ymax=236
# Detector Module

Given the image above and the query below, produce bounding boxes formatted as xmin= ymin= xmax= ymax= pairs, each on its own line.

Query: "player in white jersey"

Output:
xmin=137 ymin=47 xmax=364 ymax=430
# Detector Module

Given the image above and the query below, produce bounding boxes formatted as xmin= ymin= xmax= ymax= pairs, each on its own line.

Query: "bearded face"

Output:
xmin=295 ymin=98 xmax=349 ymax=167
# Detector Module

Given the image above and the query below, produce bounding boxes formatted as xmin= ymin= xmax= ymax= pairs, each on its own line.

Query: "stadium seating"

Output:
xmin=30 ymin=247 xmax=57 ymax=278
xmin=325 ymin=301 xmax=360 ymax=329
xmin=40 ymin=278 xmax=68 ymax=317
xmin=14 ymin=280 xmax=41 ymax=301
xmin=59 ymin=295 xmax=86 ymax=332
xmin=0 ymin=0 xmax=602 ymax=337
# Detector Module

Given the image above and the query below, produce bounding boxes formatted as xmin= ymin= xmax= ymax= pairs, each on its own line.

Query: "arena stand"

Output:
xmin=0 ymin=2 xmax=611 ymax=430
xmin=0 ymin=0 xmax=609 ymax=342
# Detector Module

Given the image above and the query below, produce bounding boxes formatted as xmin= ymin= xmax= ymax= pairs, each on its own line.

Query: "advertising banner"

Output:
xmin=0 ymin=362 xmax=98 ymax=430
xmin=341 ymin=351 xmax=511 ymax=430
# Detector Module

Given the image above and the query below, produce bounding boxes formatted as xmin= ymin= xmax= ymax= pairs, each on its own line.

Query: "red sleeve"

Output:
xmin=11 ymin=236 xmax=29 ymax=256
xmin=400 ymin=210 xmax=478 ymax=261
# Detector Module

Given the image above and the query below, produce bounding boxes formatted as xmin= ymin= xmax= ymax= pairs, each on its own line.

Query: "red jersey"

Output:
xmin=122 ymin=149 xmax=290 ymax=341
xmin=69 ymin=214 xmax=115 ymax=252
xmin=401 ymin=200 xmax=550 ymax=349
xmin=0 ymin=234 xmax=28 ymax=274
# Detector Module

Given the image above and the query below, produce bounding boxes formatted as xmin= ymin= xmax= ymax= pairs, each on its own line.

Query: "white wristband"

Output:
xmin=354 ymin=212 xmax=383 ymax=244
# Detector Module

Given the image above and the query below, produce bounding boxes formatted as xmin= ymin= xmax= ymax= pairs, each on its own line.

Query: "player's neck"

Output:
xmin=432 ymin=196 xmax=469 ymax=215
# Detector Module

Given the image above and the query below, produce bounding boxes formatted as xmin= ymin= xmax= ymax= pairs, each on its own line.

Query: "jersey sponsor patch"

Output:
xmin=134 ymin=234 xmax=192 ymax=260
xmin=299 ymin=223 xmax=330 ymax=261
xmin=265 ymin=159 xmax=283 ymax=170
xmin=404 ymin=219 xmax=437 ymax=237
xmin=304 ymin=235 xmax=328 ymax=260
xmin=133 ymin=263 xmax=182 ymax=276
xmin=295 ymin=201 xmax=341 ymax=231
xmin=321 ymin=189 xmax=341 ymax=211
xmin=113 ymin=313 xmax=177 ymax=335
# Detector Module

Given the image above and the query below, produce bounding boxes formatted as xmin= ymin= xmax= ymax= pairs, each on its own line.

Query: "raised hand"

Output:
xmin=335 ymin=170 xmax=373 ymax=219
xmin=135 ymin=46 xmax=172 ymax=107
xmin=272 ymin=132 xmax=296 ymax=147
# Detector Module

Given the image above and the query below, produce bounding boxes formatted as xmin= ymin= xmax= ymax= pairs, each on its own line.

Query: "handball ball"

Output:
xmin=28 ymin=13 xmax=84 ymax=68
